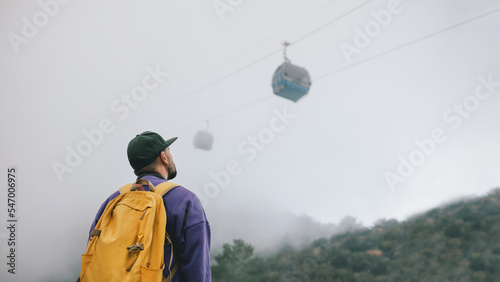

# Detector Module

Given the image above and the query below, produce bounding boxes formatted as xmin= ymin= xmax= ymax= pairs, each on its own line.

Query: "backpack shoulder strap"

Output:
xmin=118 ymin=183 xmax=135 ymax=194
xmin=154 ymin=181 xmax=179 ymax=281
xmin=154 ymin=182 xmax=179 ymax=197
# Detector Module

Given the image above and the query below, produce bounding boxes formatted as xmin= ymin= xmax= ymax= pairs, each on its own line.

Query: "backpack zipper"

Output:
xmin=126 ymin=243 xmax=144 ymax=272
xmin=140 ymin=206 xmax=150 ymax=220
xmin=126 ymin=254 xmax=139 ymax=272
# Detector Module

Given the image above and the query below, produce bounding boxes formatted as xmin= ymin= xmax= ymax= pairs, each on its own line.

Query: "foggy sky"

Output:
xmin=1 ymin=0 xmax=500 ymax=281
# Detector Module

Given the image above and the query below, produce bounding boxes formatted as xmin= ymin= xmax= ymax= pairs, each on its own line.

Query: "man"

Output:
xmin=88 ymin=131 xmax=211 ymax=281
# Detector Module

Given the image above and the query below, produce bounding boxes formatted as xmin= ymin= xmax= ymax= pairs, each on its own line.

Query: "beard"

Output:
xmin=167 ymin=163 xmax=177 ymax=180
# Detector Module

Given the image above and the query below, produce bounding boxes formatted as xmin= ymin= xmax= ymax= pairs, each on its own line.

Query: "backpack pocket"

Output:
xmin=140 ymin=265 xmax=164 ymax=281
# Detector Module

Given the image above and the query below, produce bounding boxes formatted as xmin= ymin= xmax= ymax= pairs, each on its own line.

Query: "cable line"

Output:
xmin=291 ymin=0 xmax=373 ymax=45
xmin=173 ymin=5 xmax=500 ymax=132
xmin=154 ymin=2 xmax=500 ymax=134
xmin=165 ymin=49 xmax=281 ymax=109
xmin=164 ymin=1 xmax=375 ymax=131
xmin=313 ymin=6 xmax=500 ymax=81
xmin=162 ymin=0 xmax=374 ymax=111
xmin=173 ymin=96 xmax=274 ymax=132
xmin=183 ymin=0 xmax=338 ymax=88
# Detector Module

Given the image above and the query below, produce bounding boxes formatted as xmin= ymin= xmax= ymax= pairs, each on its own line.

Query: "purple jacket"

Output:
xmin=88 ymin=173 xmax=211 ymax=281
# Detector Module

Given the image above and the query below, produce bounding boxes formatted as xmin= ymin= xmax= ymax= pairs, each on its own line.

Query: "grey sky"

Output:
xmin=1 ymin=0 xmax=500 ymax=280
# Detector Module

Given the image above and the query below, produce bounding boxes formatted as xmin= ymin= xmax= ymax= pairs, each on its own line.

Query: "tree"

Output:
xmin=212 ymin=239 xmax=261 ymax=282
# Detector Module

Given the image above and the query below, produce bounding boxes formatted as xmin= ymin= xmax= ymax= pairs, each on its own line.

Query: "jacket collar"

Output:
xmin=136 ymin=172 xmax=166 ymax=180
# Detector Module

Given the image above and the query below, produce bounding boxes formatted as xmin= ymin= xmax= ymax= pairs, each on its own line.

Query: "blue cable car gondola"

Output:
xmin=272 ymin=42 xmax=311 ymax=102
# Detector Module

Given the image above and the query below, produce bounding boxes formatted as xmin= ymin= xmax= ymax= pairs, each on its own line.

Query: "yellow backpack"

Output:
xmin=78 ymin=179 xmax=179 ymax=282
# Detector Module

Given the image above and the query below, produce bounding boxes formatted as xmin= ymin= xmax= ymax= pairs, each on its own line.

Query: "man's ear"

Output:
xmin=160 ymin=151 xmax=169 ymax=164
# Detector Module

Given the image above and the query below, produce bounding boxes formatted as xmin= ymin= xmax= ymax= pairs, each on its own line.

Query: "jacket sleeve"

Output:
xmin=178 ymin=220 xmax=212 ymax=281
xmin=176 ymin=197 xmax=212 ymax=281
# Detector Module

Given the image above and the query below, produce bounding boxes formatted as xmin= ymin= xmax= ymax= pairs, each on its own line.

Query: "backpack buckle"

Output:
xmin=127 ymin=242 xmax=144 ymax=254
xmin=90 ymin=229 xmax=101 ymax=238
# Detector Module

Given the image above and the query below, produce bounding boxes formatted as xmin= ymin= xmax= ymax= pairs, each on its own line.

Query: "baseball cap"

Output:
xmin=127 ymin=131 xmax=177 ymax=171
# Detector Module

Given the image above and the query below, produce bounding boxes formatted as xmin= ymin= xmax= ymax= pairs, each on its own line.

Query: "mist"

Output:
xmin=1 ymin=0 xmax=500 ymax=281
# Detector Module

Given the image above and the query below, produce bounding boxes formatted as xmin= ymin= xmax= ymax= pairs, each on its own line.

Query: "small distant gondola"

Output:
xmin=193 ymin=122 xmax=214 ymax=151
xmin=272 ymin=41 xmax=311 ymax=102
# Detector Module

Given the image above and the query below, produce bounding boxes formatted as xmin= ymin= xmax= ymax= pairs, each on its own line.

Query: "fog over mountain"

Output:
xmin=209 ymin=206 xmax=363 ymax=255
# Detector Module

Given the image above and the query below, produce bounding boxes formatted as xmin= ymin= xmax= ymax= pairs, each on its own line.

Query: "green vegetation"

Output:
xmin=212 ymin=188 xmax=500 ymax=281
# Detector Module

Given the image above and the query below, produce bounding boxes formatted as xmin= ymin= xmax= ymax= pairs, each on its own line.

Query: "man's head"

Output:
xmin=127 ymin=131 xmax=178 ymax=179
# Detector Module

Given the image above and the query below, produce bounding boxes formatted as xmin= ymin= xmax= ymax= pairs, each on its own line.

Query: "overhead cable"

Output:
xmin=313 ymin=6 xmax=500 ymax=81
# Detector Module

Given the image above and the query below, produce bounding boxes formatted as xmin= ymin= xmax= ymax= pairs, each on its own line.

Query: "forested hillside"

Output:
xmin=212 ymin=188 xmax=500 ymax=281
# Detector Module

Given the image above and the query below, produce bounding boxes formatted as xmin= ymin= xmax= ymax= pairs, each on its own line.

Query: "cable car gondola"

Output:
xmin=193 ymin=121 xmax=214 ymax=151
xmin=272 ymin=41 xmax=311 ymax=102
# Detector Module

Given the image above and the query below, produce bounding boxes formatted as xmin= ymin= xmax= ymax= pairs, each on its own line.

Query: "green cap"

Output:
xmin=127 ymin=131 xmax=177 ymax=171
